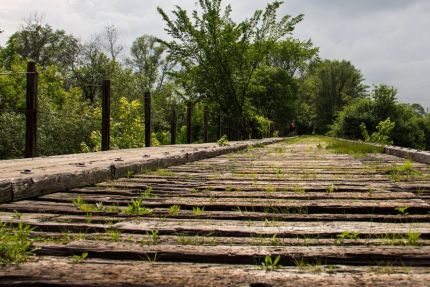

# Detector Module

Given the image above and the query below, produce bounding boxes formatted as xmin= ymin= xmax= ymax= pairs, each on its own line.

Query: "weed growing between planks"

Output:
xmin=71 ymin=252 xmax=88 ymax=264
xmin=260 ymin=255 xmax=282 ymax=271
xmin=389 ymin=160 xmax=423 ymax=181
xmin=123 ymin=198 xmax=153 ymax=215
xmin=0 ymin=221 xmax=35 ymax=264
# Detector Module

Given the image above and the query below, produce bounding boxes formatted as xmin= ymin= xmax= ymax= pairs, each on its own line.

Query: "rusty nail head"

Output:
xmin=21 ymin=169 xmax=33 ymax=174
xmin=77 ymin=162 xmax=86 ymax=167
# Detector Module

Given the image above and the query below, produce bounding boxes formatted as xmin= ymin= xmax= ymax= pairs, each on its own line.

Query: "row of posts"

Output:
xmin=23 ymin=62 xmax=218 ymax=158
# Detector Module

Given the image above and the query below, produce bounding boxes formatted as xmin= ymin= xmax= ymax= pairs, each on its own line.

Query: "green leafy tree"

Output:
xmin=331 ymin=84 xmax=428 ymax=149
xmin=158 ymin=0 xmax=303 ymax=139
xmin=329 ymin=97 xmax=374 ymax=139
xmin=269 ymin=39 xmax=319 ymax=78
xmin=3 ymin=14 xmax=79 ymax=70
xmin=72 ymin=41 xmax=113 ymax=102
xmin=305 ymin=60 xmax=367 ymax=133
xmin=249 ymin=66 xmax=299 ymax=136
xmin=128 ymin=35 xmax=172 ymax=93
xmin=372 ymin=84 xmax=397 ymax=122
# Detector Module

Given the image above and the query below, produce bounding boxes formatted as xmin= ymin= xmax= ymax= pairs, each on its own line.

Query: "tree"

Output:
xmin=3 ymin=14 xmax=79 ymax=70
xmin=100 ymin=25 xmax=123 ymax=62
xmin=410 ymin=103 xmax=426 ymax=116
xmin=268 ymin=39 xmax=319 ymax=78
xmin=305 ymin=60 xmax=367 ymax=133
xmin=330 ymin=84 xmax=428 ymax=149
xmin=158 ymin=0 xmax=303 ymax=139
xmin=250 ymin=66 xmax=299 ymax=136
xmin=250 ymin=38 xmax=318 ymax=135
xmin=329 ymin=97 xmax=374 ymax=139
xmin=371 ymin=84 xmax=397 ymax=122
xmin=128 ymin=35 xmax=172 ymax=93
xmin=72 ymin=40 xmax=113 ymax=102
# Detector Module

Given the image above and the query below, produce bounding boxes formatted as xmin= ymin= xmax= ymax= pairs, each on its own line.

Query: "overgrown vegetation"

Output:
xmin=1 ymin=1 xmax=429 ymax=160
xmin=0 ymin=221 xmax=34 ymax=264
xmin=389 ymin=160 xmax=422 ymax=181
xmin=379 ymin=232 xmax=421 ymax=246
xmin=325 ymin=138 xmax=384 ymax=155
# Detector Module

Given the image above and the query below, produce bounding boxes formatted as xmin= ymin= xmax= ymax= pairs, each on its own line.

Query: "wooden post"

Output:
xmin=25 ymin=61 xmax=38 ymax=158
xmin=217 ymin=113 xmax=222 ymax=139
xmin=170 ymin=109 xmax=177 ymax=145
xmin=203 ymin=105 xmax=208 ymax=143
xmin=269 ymin=122 xmax=273 ymax=138
xmin=186 ymin=101 xmax=192 ymax=144
xmin=144 ymin=91 xmax=151 ymax=147
xmin=101 ymin=80 xmax=111 ymax=151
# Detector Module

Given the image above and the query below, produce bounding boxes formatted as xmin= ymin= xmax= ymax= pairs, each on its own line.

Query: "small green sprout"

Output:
xmin=395 ymin=206 xmax=409 ymax=215
xmin=124 ymin=198 xmax=153 ymax=215
xmin=192 ymin=207 xmax=204 ymax=216
xmin=168 ymin=205 xmax=181 ymax=216
xmin=261 ymin=255 xmax=282 ymax=271
xmin=72 ymin=252 xmax=88 ymax=264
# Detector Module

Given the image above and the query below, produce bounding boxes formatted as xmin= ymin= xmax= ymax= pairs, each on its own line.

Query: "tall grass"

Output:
xmin=325 ymin=138 xmax=384 ymax=155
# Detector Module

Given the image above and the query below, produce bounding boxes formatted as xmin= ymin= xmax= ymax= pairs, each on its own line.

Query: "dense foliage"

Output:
xmin=0 ymin=2 xmax=428 ymax=159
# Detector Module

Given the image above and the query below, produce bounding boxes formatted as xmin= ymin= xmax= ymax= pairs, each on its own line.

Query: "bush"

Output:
xmin=360 ymin=117 xmax=395 ymax=145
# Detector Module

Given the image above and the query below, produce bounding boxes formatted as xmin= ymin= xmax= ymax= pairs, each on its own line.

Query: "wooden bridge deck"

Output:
xmin=1 ymin=137 xmax=430 ymax=286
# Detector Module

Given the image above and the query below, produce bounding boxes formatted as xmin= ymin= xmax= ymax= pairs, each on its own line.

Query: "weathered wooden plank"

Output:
xmin=1 ymin=257 xmax=429 ymax=287
xmin=32 ymin=193 xmax=430 ymax=212
xmin=0 ymin=179 xmax=12 ymax=202
xmin=0 ymin=138 xmax=284 ymax=203
xmin=1 ymin=137 xmax=430 ymax=285
xmin=29 ymin=231 xmax=430 ymax=246
xmin=2 ymin=208 xmax=430 ymax=224
xmin=70 ymin=187 xmax=420 ymax=200
xmin=33 ymin=240 xmax=430 ymax=266
xmin=1 ymin=214 xmax=429 ymax=237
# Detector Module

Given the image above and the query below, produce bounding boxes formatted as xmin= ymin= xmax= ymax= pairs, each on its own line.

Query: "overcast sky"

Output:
xmin=1 ymin=0 xmax=429 ymax=109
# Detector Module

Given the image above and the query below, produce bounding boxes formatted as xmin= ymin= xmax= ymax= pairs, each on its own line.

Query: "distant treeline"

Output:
xmin=1 ymin=1 xmax=429 ymax=159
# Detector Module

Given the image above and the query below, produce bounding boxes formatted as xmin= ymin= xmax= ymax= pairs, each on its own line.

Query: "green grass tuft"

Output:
xmin=0 ymin=221 xmax=35 ymax=264
xmin=325 ymin=138 xmax=383 ymax=155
